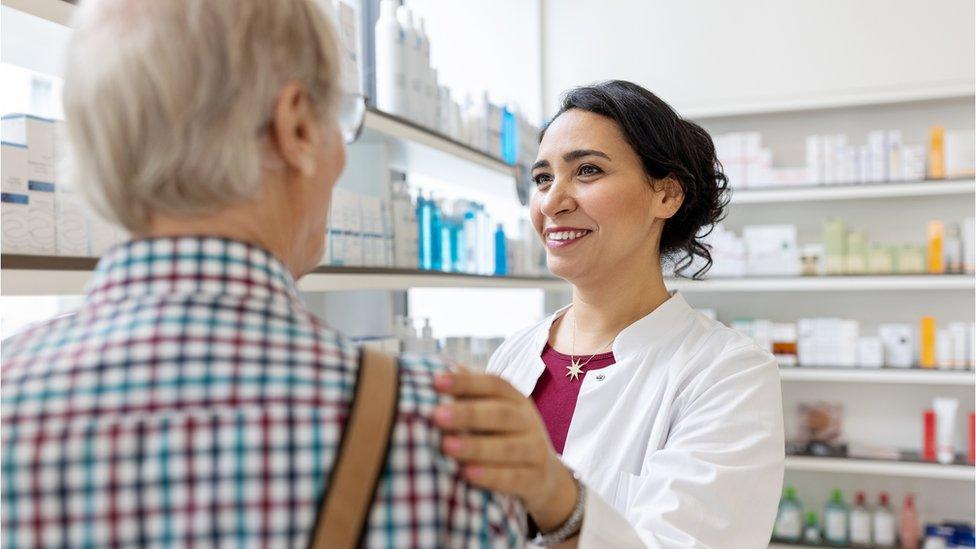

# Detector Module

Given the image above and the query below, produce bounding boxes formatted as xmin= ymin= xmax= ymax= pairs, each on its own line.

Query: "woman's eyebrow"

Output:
xmin=531 ymin=159 xmax=551 ymax=171
xmin=563 ymin=149 xmax=611 ymax=162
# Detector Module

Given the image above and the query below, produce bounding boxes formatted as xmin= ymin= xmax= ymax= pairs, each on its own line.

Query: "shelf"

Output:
xmin=1 ymin=0 xmax=73 ymax=26
xmin=785 ymin=456 xmax=975 ymax=481
xmin=730 ymin=179 xmax=975 ymax=205
xmin=667 ymin=275 xmax=974 ymax=293
xmin=779 ymin=368 xmax=974 ymax=386
xmin=0 ymin=255 xmax=566 ymax=295
xmin=683 ymin=85 xmax=975 ymax=120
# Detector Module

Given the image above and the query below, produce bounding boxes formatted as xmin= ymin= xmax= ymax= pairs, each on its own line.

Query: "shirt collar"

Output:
xmin=532 ymin=291 xmax=696 ymax=361
xmin=86 ymin=236 xmax=302 ymax=305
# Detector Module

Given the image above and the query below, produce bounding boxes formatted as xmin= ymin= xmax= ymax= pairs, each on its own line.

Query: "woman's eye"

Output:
xmin=578 ymin=164 xmax=602 ymax=177
xmin=533 ymin=173 xmax=553 ymax=186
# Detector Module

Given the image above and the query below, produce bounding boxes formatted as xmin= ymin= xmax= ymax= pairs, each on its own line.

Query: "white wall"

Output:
xmin=541 ymin=0 xmax=975 ymax=118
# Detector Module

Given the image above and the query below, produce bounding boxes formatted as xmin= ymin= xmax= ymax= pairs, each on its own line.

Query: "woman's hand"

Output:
xmin=433 ymin=371 xmax=579 ymax=534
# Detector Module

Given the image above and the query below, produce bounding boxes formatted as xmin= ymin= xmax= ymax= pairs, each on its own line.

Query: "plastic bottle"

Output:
xmin=421 ymin=318 xmax=436 ymax=354
xmin=374 ymin=0 xmax=407 ymax=117
xmin=416 ymin=190 xmax=431 ymax=269
xmin=824 ymin=489 xmax=850 ymax=546
xmin=804 ymin=511 xmax=823 ymax=545
xmin=462 ymin=204 xmax=477 ymax=273
xmin=430 ymin=195 xmax=442 ymax=271
xmin=501 ymin=102 xmax=518 ymax=165
xmin=415 ymin=18 xmax=434 ymax=127
xmin=873 ymin=492 xmax=897 ymax=548
xmin=900 ymin=494 xmax=920 ymax=549
xmin=394 ymin=6 xmax=419 ymax=122
xmin=851 ymin=491 xmax=872 ymax=547
xmin=772 ymin=486 xmax=803 ymax=542
xmin=494 ymin=224 xmax=508 ymax=276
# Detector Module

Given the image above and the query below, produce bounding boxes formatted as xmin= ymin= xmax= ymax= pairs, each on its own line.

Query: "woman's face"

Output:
xmin=530 ymin=109 xmax=677 ymax=284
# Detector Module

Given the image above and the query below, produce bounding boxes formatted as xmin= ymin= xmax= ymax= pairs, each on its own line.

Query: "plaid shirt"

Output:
xmin=2 ymin=237 xmax=525 ymax=548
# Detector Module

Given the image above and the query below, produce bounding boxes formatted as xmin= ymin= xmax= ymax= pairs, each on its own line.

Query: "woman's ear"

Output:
xmin=652 ymin=176 xmax=684 ymax=219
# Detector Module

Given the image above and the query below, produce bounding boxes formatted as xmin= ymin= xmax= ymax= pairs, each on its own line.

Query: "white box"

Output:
xmin=1 ymin=114 xmax=56 ymax=183
xmin=1 ymin=142 xmax=31 ymax=253
xmin=945 ymin=130 xmax=976 ymax=177
xmin=856 ymin=337 xmax=884 ymax=368
xmin=742 ymin=224 xmax=800 ymax=276
xmin=886 ymin=130 xmax=904 ymax=181
xmin=55 ymin=184 xmax=90 ymax=256
xmin=866 ymin=130 xmax=887 ymax=183
xmin=805 ymin=135 xmax=823 ymax=184
xmin=27 ymin=180 xmax=56 ymax=254
xmin=901 ymin=145 xmax=927 ymax=181
xmin=878 ymin=324 xmax=914 ymax=368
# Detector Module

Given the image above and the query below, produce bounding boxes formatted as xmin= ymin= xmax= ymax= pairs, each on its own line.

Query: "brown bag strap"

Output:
xmin=308 ymin=348 xmax=399 ymax=549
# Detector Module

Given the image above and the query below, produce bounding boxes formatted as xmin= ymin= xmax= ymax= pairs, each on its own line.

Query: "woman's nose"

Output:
xmin=539 ymin=178 xmax=576 ymax=218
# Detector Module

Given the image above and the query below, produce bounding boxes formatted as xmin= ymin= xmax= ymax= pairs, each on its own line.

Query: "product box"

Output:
xmin=1 ymin=142 xmax=31 ymax=254
xmin=855 ymin=337 xmax=884 ymax=368
xmin=944 ymin=130 xmax=976 ymax=178
xmin=866 ymin=130 xmax=887 ymax=183
xmin=805 ymin=135 xmax=823 ymax=185
xmin=332 ymin=0 xmax=361 ymax=94
xmin=27 ymin=180 xmax=56 ymax=255
xmin=886 ymin=130 xmax=904 ymax=181
xmin=878 ymin=324 xmax=914 ymax=368
xmin=742 ymin=224 xmax=800 ymax=276
xmin=55 ymin=182 xmax=90 ymax=256
xmin=822 ymin=218 xmax=846 ymax=274
xmin=900 ymin=145 xmax=927 ymax=181
xmin=1 ymin=114 xmax=56 ymax=183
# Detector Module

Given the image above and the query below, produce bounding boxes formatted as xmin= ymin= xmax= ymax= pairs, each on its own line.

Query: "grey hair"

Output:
xmin=62 ymin=0 xmax=343 ymax=233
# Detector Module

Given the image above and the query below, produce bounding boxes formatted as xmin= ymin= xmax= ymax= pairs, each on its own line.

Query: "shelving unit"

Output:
xmin=667 ymin=274 xmax=973 ymax=293
xmin=1 ymin=0 xmax=71 ymax=26
xmin=785 ymin=456 xmax=975 ymax=481
xmin=0 ymin=254 xmax=566 ymax=295
xmin=730 ymin=179 xmax=974 ymax=205
xmin=779 ymin=368 xmax=975 ymax=386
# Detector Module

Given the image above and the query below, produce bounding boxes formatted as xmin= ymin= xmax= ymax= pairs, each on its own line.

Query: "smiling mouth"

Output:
xmin=545 ymin=229 xmax=592 ymax=247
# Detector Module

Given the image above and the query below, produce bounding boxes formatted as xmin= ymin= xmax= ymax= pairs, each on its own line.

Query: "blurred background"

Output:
xmin=1 ymin=1 xmax=973 ymax=546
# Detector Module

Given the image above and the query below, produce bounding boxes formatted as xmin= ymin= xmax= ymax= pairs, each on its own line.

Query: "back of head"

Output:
xmin=63 ymin=0 xmax=342 ymax=233
xmin=544 ymin=80 xmax=730 ymax=278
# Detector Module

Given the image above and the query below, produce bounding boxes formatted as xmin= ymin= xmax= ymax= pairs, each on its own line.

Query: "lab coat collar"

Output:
xmin=531 ymin=291 xmax=695 ymax=361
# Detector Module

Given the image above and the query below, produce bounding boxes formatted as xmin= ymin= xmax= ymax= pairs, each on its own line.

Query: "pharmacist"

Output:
xmin=433 ymin=81 xmax=785 ymax=548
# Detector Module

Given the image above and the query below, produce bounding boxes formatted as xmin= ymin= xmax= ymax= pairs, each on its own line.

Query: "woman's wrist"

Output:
xmin=527 ymin=458 xmax=580 ymax=533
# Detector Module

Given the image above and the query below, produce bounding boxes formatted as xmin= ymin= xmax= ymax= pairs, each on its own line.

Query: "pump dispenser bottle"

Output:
xmin=374 ymin=0 xmax=407 ymax=117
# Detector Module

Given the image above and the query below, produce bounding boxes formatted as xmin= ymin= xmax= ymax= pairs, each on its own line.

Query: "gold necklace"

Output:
xmin=566 ymin=309 xmax=614 ymax=382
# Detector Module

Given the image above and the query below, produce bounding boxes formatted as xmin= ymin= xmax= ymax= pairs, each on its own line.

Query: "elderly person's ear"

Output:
xmin=270 ymin=82 xmax=319 ymax=177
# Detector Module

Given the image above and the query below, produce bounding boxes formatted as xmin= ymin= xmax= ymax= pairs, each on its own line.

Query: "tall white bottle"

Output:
xmin=416 ymin=18 xmax=434 ymax=128
xmin=395 ymin=6 xmax=421 ymax=123
xmin=374 ymin=0 xmax=407 ymax=117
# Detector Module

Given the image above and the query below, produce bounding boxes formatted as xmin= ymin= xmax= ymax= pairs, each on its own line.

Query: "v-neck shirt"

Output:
xmin=531 ymin=343 xmax=616 ymax=455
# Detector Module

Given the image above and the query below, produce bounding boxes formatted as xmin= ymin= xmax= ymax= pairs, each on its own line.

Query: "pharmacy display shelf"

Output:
xmin=730 ymin=179 xmax=975 ymax=205
xmin=666 ymin=275 xmax=974 ymax=293
xmin=0 ymin=255 xmax=567 ymax=295
xmin=779 ymin=368 xmax=975 ymax=386
xmin=768 ymin=544 xmax=821 ymax=549
xmin=785 ymin=456 xmax=975 ymax=481
xmin=1 ymin=0 xmax=72 ymax=26
xmin=363 ymin=108 xmax=514 ymax=176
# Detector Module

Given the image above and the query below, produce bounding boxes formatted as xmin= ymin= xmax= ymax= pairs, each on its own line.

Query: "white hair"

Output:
xmin=62 ymin=0 xmax=342 ymax=232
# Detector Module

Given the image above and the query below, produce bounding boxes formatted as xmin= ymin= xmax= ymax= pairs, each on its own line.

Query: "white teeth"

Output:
xmin=549 ymin=230 xmax=588 ymax=241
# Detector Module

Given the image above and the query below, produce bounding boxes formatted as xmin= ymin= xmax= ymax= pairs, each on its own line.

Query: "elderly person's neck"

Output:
xmin=147 ymin=175 xmax=320 ymax=278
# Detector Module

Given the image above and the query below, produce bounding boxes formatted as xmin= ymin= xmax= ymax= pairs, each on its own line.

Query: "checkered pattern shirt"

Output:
xmin=2 ymin=237 xmax=525 ymax=548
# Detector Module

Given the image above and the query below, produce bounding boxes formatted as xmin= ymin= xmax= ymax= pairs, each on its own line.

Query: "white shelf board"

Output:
xmin=683 ymin=84 xmax=975 ymax=120
xmin=768 ymin=544 xmax=820 ymax=549
xmin=0 ymin=265 xmax=567 ymax=296
xmin=785 ymin=456 xmax=975 ymax=481
xmin=1 ymin=0 xmax=73 ymax=26
xmin=667 ymin=275 xmax=974 ymax=293
xmin=779 ymin=368 xmax=974 ymax=386
xmin=730 ymin=179 xmax=975 ymax=205
xmin=296 ymin=271 xmax=567 ymax=292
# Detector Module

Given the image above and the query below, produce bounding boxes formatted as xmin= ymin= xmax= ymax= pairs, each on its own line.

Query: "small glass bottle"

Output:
xmin=824 ymin=488 xmax=850 ymax=546
xmin=900 ymin=494 xmax=920 ymax=549
xmin=773 ymin=486 xmax=803 ymax=542
xmin=873 ymin=492 xmax=897 ymax=548
xmin=851 ymin=491 xmax=872 ymax=547
xmin=804 ymin=511 xmax=823 ymax=545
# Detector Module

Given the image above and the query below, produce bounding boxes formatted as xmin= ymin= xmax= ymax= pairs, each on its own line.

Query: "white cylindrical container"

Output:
xmin=374 ymin=0 xmax=407 ymax=117
xmin=427 ymin=67 xmax=439 ymax=132
xmin=395 ymin=6 xmax=420 ymax=122
xmin=416 ymin=18 xmax=433 ymax=127
xmin=933 ymin=397 xmax=959 ymax=464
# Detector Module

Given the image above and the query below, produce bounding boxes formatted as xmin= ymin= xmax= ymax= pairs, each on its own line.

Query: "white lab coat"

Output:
xmin=487 ymin=292 xmax=785 ymax=548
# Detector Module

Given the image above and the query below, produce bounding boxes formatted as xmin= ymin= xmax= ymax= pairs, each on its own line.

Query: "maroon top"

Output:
xmin=531 ymin=343 xmax=616 ymax=454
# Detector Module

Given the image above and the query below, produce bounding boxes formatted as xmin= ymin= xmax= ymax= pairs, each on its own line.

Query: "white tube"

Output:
xmin=933 ymin=397 xmax=959 ymax=464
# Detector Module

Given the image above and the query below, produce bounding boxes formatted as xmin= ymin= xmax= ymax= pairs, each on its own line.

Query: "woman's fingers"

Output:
xmin=459 ymin=463 xmax=539 ymax=500
xmin=442 ymin=433 xmax=542 ymax=466
xmin=433 ymin=371 xmax=523 ymax=401
xmin=434 ymin=400 xmax=525 ymax=433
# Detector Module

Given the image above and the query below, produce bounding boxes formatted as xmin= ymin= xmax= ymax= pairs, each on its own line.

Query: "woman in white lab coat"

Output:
xmin=432 ymin=80 xmax=784 ymax=548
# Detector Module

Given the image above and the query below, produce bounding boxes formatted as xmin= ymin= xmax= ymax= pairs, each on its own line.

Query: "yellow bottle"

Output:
xmin=929 ymin=126 xmax=945 ymax=180
xmin=928 ymin=220 xmax=944 ymax=274
xmin=920 ymin=316 xmax=937 ymax=369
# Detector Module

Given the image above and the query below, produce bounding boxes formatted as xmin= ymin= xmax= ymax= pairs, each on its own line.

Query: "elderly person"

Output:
xmin=0 ymin=0 xmax=527 ymax=546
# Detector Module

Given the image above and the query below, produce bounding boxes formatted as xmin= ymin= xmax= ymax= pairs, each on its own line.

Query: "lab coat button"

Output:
xmin=595 ymin=373 xmax=605 ymax=381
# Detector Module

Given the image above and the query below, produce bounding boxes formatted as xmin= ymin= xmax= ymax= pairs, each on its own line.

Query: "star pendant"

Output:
xmin=566 ymin=359 xmax=583 ymax=382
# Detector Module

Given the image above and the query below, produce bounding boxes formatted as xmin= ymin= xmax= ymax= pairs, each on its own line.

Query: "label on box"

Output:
xmin=1 ymin=193 xmax=31 ymax=253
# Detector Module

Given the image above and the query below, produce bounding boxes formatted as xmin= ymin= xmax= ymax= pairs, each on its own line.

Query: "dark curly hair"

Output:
xmin=542 ymin=80 xmax=730 ymax=279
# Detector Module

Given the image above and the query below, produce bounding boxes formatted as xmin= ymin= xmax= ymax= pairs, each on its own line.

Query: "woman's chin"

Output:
xmin=546 ymin=258 xmax=587 ymax=283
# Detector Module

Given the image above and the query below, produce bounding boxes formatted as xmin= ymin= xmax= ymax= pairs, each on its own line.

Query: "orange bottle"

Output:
xmin=929 ymin=126 xmax=945 ymax=180
xmin=928 ymin=220 xmax=944 ymax=274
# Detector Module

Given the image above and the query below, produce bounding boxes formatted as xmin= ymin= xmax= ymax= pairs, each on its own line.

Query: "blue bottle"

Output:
xmin=493 ymin=224 xmax=508 ymax=276
xmin=416 ymin=192 xmax=431 ymax=270
xmin=501 ymin=105 xmax=517 ymax=165
xmin=440 ymin=215 xmax=453 ymax=272
xmin=430 ymin=197 xmax=442 ymax=271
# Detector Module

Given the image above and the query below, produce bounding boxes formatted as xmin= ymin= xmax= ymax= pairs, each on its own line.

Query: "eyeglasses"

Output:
xmin=338 ymin=92 xmax=367 ymax=144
